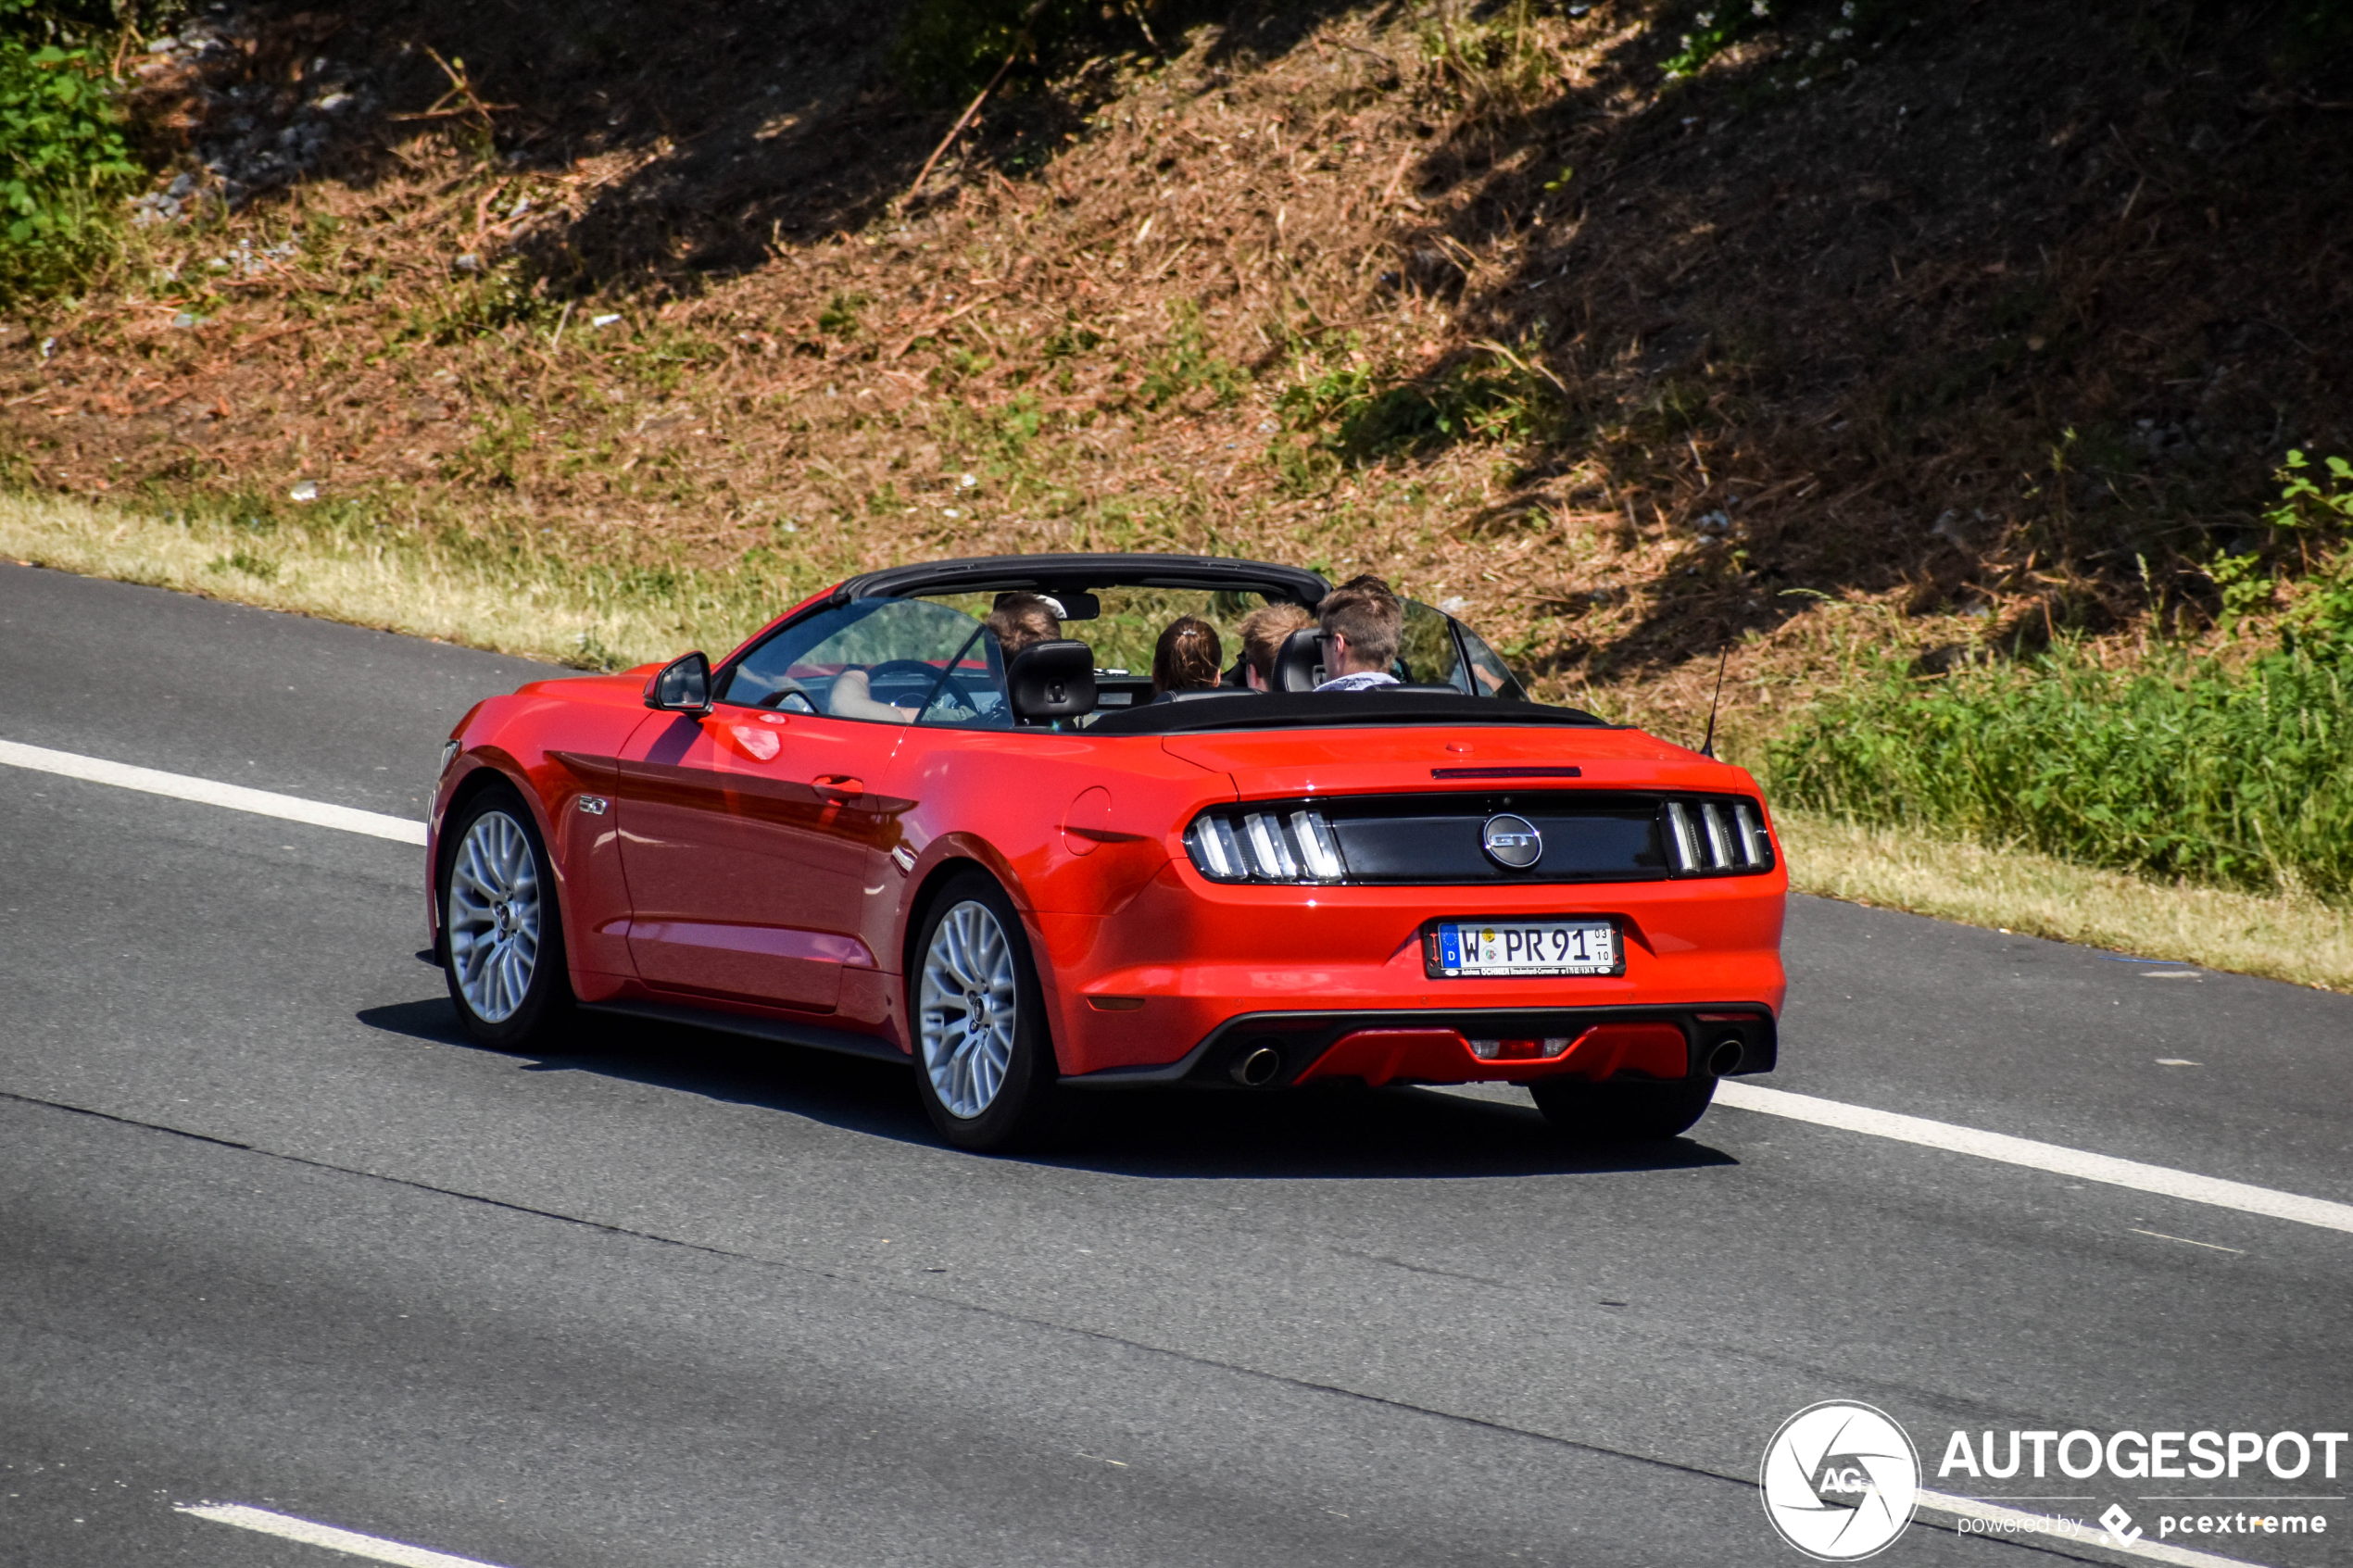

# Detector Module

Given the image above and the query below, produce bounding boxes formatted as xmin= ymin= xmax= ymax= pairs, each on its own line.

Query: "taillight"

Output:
xmin=1184 ymin=807 xmax=1347 ymax=884
xmin=1663 ymin=797 xmax=1774 ymax=876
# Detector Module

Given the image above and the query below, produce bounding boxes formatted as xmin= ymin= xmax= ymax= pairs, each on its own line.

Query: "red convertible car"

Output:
xmin=428 ymin=554 xmax=1785 ymax=1149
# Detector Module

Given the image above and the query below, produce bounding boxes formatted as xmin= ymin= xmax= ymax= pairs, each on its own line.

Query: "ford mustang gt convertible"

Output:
xmin=426 ymin=553 xmax=1785 ymax=1150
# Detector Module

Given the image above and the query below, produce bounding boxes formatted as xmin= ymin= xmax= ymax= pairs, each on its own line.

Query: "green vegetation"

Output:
xmin=1137 ymin=305 xmax=1246 ymax=409
xmin=1772 ymin=458 xmax=2353 ymax=901
xmin=1277 ymin=334 xmax=1563 ymax=468
xmin=892 ymin=0 xmax=1159 ymax=102
xmin=0 ymin=0 xmax=143 ymax=305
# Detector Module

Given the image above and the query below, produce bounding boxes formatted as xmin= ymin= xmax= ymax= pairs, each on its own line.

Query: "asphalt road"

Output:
xmin=3 ymin=560 xmax=2347 ymax=1568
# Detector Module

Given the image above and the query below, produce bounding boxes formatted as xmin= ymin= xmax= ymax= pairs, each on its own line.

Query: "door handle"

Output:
xmin=812 ymin=775 xmax=864 ymax=799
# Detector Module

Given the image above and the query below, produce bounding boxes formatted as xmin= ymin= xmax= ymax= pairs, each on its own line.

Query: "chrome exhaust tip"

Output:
xmin=1705 ymin=1037 xmax=1745 ymax=1077
xmin=1229 ymin=1044 xmax=1284 ymax=1087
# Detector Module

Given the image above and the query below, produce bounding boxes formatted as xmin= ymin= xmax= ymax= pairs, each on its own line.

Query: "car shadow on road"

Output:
xmin=1040 ymin=1087 xmax=1739 ymax=1181
xmin=357 ymin=997 xmax=1740 ymax=1181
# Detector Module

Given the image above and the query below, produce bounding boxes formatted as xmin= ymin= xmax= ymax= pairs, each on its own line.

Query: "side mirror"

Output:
xmin=644 ymin=651 xmax=712 ymax=712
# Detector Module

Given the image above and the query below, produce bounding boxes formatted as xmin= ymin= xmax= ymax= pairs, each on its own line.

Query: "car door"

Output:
xmin=612 ymin=598 xmax=984 ymax=1011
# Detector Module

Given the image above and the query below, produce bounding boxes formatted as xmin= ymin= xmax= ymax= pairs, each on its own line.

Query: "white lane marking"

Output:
xmin=1914 ymin=1489 xmax=2270 ymax=1568
xmin=178 ymin=1503 xmax=512 ymax=1568
xmin=2130 ymin=1228 xmax=2246 ymax=1254
xmin=1716 ymin=1081 xmax=2353 ymax=1236
xmin=0 ymin=738 xmax=425 ymax=845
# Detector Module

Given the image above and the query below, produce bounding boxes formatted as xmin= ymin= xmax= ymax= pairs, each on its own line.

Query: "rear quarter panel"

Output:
xmin=879 ymin=728 xmax=1239 ymax=1060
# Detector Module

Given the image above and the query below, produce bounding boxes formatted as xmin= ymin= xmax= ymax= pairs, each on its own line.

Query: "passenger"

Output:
xmin=987 ymin=593 xmax=1063 ymax=660
xmin=1151 ymin=616 xmax=1224 ymax=700
xmin=1235 ymin=602 xmax=1315 ymax=691
xmin=1314 ymin=574 xmax=1403 ymax=692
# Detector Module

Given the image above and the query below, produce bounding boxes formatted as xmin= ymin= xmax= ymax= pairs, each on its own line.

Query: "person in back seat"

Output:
xmin=1314 ymin=575 xmax=1403 ymax=692
xmin=1151 ymin=617 xmax=1223 ymax=700
xmin=1236 ymin=603 xmax=1315 ymax=690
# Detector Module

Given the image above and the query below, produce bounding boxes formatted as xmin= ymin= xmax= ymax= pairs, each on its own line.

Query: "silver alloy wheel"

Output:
xmin=917 ymin=898 xmax=1020 ymax=1119
xmin=447 ymin=809 xmax=542 ymax=1023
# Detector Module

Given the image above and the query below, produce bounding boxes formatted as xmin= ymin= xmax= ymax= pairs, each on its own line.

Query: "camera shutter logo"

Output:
xmin=1760 ymin=1401 xmax=1920 ymax=1561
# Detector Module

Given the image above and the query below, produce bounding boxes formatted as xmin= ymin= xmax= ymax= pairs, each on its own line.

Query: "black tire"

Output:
xmin=437 ymin=784 xmax=574 ymax=1051
xmin=1529 ymin=1074 xmax=1716 ymax=1142
xmin=908 ymin=872 xmax=1061 ymax=1152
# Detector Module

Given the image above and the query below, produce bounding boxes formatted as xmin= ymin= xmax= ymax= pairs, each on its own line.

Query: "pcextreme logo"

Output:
xmin=1760 ymin=1401 xmax=1921 ymax=1561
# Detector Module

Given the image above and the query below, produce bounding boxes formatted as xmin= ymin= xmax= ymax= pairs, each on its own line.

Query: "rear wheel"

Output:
xmin=911 ymin=873 xmax=1059 ymax=1152
xmin=439 ymin=785 xmax=573 ymax=1051
xmin=1529 ymin=1074 xmax=1715 ymax=1142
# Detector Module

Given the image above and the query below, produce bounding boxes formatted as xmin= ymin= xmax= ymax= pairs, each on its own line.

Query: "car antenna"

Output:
xmin=1700 ymin=646 xmax=1729 ymax=759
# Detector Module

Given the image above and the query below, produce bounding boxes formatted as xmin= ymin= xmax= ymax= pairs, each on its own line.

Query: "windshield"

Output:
xmin=713 ymin=579 xmax=1541 ymax=731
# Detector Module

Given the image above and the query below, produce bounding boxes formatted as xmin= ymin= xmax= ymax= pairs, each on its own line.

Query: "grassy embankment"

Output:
xmin=11 ymin=483 xmax=2351 ymax=993
xmin=5 ymin=0 xmax=2352 ymax=985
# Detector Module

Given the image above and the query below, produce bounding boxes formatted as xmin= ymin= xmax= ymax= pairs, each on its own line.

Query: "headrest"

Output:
xmin=1006 ymin=639 xmax=1097 ymax=721
xmin=1271 ymin=626 xmax=1325 ymax=693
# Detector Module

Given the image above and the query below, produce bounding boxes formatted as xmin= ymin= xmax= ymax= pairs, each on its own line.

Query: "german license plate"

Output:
xmin=1428 ymin=920 xmax=1620 ymax=978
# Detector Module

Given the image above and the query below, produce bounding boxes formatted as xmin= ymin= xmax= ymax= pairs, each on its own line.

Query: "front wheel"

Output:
xmin=439 ymin=785 xmax=573 ymax=1051
xmin=1529 ymin=1074 xmax=1716 ymax=1142
xmin=911 ymin=873 xmax=1059 ymax=1152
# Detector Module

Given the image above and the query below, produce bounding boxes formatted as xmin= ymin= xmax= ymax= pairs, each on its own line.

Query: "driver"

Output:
xmin=987 ymin=593 xmax=1063 ymax=659
xmin=1313 ymin=574 xmax=1403 ymax=692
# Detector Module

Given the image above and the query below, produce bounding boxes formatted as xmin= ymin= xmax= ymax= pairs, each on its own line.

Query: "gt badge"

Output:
xmin=1479 ymin=813 xmax=1541 ymax=869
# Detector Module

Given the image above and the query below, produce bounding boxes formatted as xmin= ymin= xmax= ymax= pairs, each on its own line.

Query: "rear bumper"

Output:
xmin=1062 ymin=1002 xmax=1777 ymax=1089
xmin=1036 ymin=859 xmax=1787 ymax=1078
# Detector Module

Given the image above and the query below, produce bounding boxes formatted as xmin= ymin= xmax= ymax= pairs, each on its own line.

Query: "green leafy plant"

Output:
xmin=0 ymin=0 xmax=143 ymax=304
xmin=2208 ymin=451 xmax=2353 ymax=639
xmin=1137 ymin=305 xmax=1246 ymax=409
xmin=2264 ymin=449 xmax=2353 ymax=535
xmin=1419 ymin=0 xmax=1554 ymax=119
xmin=2270 ymin=454 xmax=2353 ymax=646
xmin=818 ymin=292 xmax=869 ymax=338
xmin=1660 ymin=0 xmax=1768 ymax=80
xmin=891 ymin=0 xmax=1170 ymax=104
xmin=1278 ymin=334 xmax=1563 ymax=462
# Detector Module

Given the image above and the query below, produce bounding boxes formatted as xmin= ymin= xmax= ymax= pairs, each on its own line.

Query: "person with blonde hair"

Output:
xmin=1235 ymin=602 xmax=1315 ymax=690
xmin=1151 ymin=616 xmax=1224 ymax=699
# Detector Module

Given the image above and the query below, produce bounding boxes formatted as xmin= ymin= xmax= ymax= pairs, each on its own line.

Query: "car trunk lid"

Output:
xmin=1160 ymin=725 xmax=1747 ymax=800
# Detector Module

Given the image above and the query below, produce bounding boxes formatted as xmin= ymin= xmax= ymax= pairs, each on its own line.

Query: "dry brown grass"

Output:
xmin=5 ymin=0 xmax=2346 ymax=735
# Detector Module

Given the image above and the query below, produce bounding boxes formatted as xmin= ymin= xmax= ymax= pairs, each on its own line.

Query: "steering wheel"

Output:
xmin=864 ymin=659 xmax=949 ymax=698
xmin=754 ymin=677 xmax=814 ymax=710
